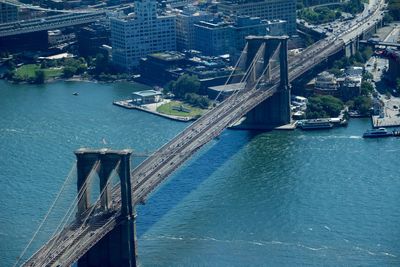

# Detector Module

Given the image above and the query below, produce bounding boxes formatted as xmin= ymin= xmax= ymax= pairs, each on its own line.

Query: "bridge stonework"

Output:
xmin=75 ymin=148 xmax=138 ymax=267
xmin=241 ymin=36 xmax=290 ymax=129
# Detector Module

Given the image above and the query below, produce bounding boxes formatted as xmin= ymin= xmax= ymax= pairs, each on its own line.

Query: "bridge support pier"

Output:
xmin=75 ymin=148 xmax=138 ymax=267
xmin=239 ymin=35 xmax=291 ymax=129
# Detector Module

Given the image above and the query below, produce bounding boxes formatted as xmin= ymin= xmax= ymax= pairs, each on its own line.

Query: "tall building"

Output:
xmin=176 ymin=5 xmax=213 ymax=51
xmin=194 ymin=19 xmax=235 ymax=56
xmin=110 ymin=0 xmax=176 ymax=71
xmin=233 ymin=16 xmax=269 ymax=53
xmin=217 ymin=0 xmax=296 ymax=35
xmin=77 ymin=23 xmax=110 ymax=57
xmin=0 ymin=3 xmax=18 ymax=23
xmin=194 ymin=16 xmax=270 ymax=56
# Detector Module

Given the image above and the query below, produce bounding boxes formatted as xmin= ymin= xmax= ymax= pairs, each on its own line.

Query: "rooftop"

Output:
xmin=150 ymin=51 xmax=185 ymax=61
xmin=132 ymin=90 xmax=162 ymax=97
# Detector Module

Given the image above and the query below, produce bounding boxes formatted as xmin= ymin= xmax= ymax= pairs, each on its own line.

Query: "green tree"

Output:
xmin=363 ymin=71 xmax=373 ymax=81
xmin=40 ymin=60 xmax=48 ymax=69
xmin=353 ymin=95 xmax=372 ymax=115
xmin=95 ymin=53 xmax=108 ymax=74
xmin=63 ymin=66 xmax=75 ymax=78
xmin=172 ymin=74 xmax=201 ymax=98
xmin=306 ymin=95 xmax=344 ymax=118
xmin=361 ymin=47 xmax=373 ymax=62
xmin=34 ymin=70 xmax=45 ymax=84
xmin=328 ymin=68 xmax=344 ymax=77
xmin=361 ymin=81 xmax=374 ymax=96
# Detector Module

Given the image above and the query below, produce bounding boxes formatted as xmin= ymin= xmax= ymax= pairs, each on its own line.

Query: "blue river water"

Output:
xmin=1 ymin=80 xmax=400 ymax=266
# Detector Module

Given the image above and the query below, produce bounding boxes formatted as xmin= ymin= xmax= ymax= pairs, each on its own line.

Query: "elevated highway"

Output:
xmin=0 ymin=12 xmax=106 ymax=37
xmin=22 ymin=0 xmax=386 ymax=266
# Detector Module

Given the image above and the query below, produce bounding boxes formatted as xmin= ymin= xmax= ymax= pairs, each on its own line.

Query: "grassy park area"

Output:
xmin=14 ymin=64 xmax=63 ymax=80
xmin=156 ymin=101 xmax=206 ymax=117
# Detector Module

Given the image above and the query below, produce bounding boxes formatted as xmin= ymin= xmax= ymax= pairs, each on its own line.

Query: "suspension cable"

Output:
xmin=13 ymin=163 xmax=77 ymax=267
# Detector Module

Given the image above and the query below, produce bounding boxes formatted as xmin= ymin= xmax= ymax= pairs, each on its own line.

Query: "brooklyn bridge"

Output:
xmin=13 ymin=0 xmax=385 ymax=265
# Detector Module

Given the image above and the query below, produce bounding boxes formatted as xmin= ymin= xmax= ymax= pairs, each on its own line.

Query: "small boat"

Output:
xmin=363 ymin=128 xmax=393 ymax=138
xmin=73 ymin=92 xmax=79 ymax=96
xmin=299 ymin=119 xmax=333 ymax=130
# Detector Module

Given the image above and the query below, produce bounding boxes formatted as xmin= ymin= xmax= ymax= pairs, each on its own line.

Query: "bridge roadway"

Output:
xmin=0 ymin=11 xmax=106 ymax=37
xmin=0 ymin=0 xmax=99 ymax=13
xmin=23 ymin=1 xmax=385 ymax=266
xmin=359 ymin=39 xmax=400 ymax=48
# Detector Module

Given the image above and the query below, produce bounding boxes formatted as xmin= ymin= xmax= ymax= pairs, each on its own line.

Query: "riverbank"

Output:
xmin=113 ymin=100 xmax=196 ymax=122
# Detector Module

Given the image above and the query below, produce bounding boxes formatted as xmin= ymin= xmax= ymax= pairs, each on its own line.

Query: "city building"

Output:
xmin=140 ymin=51 xmax=186 ymax=83
xmin=194 ymin=19 xmax=235 ymax=56
xmin=164 ymin=0 xmax=192 ymax=8
xmin=266 ymin=19 xmax=287 ymax=36
xmin=217 ymin=0 xmax=296 ymax=35
xmin=48 ymin=30 xmax=76 ymax=46
xmin=233 ymin=16 xmax=269 ymax=54
xmin=132 ymin=90 xmax=162 ymax=105
xmin=176 ymin=5 xmax=213 ymax=51
xmin=302 ymin=0 xmax=343 ymax=7
xmin=0 ymin=3 xmax=18 ymax=23
xmin=386 ymin=49 xmax=400 ymax=83
xmin=314 ymin=71 xmax=338 ymax=96
xmin=194 ymin=16 xmax=269 ymax=57
xmin=340 ymin=75 xmax=361 ymax=101
xmin=110 ymin=0 xmax=176 ymax=70
xmin=76 ymin=23 xmax=110 ymax=57
xmin=139 ymin=50 xmax=242 ymax=91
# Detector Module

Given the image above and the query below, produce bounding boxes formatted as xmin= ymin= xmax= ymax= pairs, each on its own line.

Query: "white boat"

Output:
xmin=299 ymin=119 xmax=333 ymax=130
xmin=363 ymin=128 xmax=393 ymax=138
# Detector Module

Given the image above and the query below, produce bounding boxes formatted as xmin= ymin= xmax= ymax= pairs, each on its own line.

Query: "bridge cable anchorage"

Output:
xmin=13 ymin=163 xmax=77 ymax=267
xmin=54 ymin=160 xmax=122 ymax=267
xmin=29 ymin=160 xmax=102 ymax=265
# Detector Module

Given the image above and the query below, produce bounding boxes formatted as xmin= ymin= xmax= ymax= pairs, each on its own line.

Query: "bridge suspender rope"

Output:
xmin=35 ymin=160 xmax=102 ymax=262
xmin=128 ymin=43 xmax=267 ymax=192
xmin=38 ymin=161 xmax=121 ymax=264
xmin=213 ymin=43 xmax=248 ymax=102
xmin=131 ymin=43 xmax=273 ymax=204
xmin=59 ymin=161 xmax=122 ymax=266
xmin=13 ymin=163 xmax=77 ymax=267
xmin=21 ymin=160 xmax=101 ymax=266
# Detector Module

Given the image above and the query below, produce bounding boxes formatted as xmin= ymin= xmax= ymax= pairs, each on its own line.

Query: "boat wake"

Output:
xmin=142 ymin=234 xmax=398 ymax=258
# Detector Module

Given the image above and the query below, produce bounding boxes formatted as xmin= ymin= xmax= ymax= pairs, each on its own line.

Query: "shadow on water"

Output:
xmin=136 ymin=130 xmax=263 ymax=237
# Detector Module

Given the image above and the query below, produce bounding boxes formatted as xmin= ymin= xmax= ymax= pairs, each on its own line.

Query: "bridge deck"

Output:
xmin=22 ymin=1 xmax=385 ymax=265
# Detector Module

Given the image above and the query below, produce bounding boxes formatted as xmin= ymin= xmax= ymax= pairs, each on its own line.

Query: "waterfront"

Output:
xmin=1 ymin=81 xmax=400 ymax=266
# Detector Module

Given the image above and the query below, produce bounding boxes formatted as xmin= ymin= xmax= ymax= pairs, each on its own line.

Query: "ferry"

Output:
xmin=298 ymin=119 xmax=333 ymax=130
xmin=362 ymin=128 xmax=393 ymax=138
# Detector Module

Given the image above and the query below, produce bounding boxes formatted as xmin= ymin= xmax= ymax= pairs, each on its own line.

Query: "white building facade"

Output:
xmin=110 ymin=0 xmax=176 ymax=71
xmin=217 ymin=0 xmax=296 ymax=35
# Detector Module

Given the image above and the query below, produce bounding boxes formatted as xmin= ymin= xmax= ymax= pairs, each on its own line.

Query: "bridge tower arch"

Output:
xmin=75 ymin=148 xmax=137 ymax=267
xmin=241 ymin=35 xmax=290 ymax=129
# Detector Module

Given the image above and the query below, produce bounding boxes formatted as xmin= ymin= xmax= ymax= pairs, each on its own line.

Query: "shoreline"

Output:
xmin=1 ymin=75 xmax=134 ymax=85
xmin=113 ymin=100 xmax=196 ymax=122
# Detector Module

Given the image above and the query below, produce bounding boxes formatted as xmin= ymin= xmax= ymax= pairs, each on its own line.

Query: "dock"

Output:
xmin=113 ymin=100 xmax=195 ymax=122
xmin=371 ymin=115 xmax=400 ymax=128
